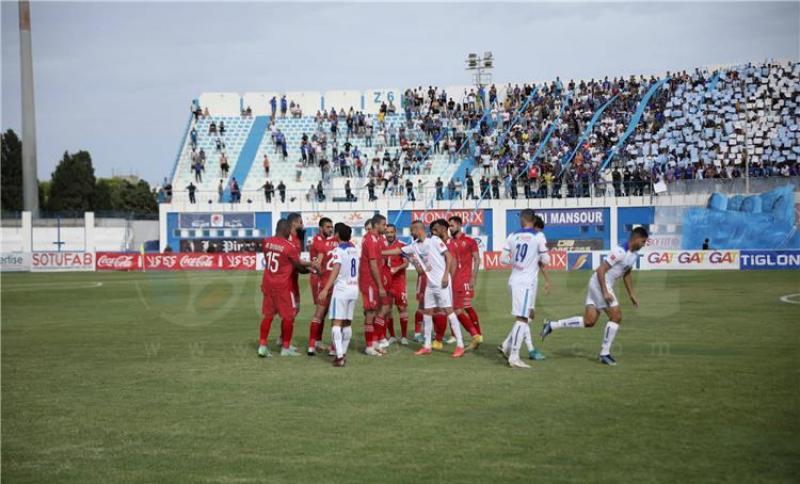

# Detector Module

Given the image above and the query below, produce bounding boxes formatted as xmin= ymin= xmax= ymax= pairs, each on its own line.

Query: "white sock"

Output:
xmin=501 ymin=332 xmax=511 ymax=352
xmin=423 ymin=314 xmax=433 ymax=349
xmin=447 ymin=313 xmax=464 ymax=347
xmin=342 ymin=326 xmax=352 ymax=356
xmin=600 ymin=321 xmax=619 ymax=356
xmin=332 ymin=326 xmax=344 ymax=358
xmin=522 ymin=323 xmax=534 ymax=352
xmin=509 ymin=321 xmax=527 ymax=360
xmin=551 ymin=316 xmax=584 ymax=330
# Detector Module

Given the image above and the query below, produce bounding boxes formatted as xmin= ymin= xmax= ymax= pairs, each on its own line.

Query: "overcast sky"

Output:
xmin=2 ymin=1 xmax=798 ymax=185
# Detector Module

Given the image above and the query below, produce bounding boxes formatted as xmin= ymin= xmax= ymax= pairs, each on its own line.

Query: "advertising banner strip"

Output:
xmin=639 ymin=250 xmax=740 ymax=270
xmin=482 ymin=250 xmax=567 ymax=271
xmin=0 ymin=252 xmax=31 ymax=272
xmin=739 ymin=250 xmax=800 ymax=270
xmin=31 ymin=252 xmax=95 ymax=272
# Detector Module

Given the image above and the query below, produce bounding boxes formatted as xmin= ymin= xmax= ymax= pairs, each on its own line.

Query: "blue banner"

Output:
xmin=740 ymin=250 xmax=800 ymax=270
xmin=179 ymin=213 xmax=255 ymax=229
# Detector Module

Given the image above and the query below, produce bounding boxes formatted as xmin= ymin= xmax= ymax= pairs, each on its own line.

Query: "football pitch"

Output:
xmin=2 ymin=270 xmax=798 ymax=483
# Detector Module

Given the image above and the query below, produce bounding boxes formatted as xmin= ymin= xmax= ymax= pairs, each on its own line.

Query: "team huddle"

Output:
xmin=257 ymin=209 xmax=649 ymax=368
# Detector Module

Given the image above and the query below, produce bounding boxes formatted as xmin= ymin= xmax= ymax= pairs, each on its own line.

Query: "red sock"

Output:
xmin=281 ymin=318 xmax=295 ymax=349
xmin=364 ymin=322 xmax=375 ymax=347
xmin=259 ymin=316 xmax=273 ymax=345
xmin=374 ymin=316 xmax=386 ymax=340
xmin=316 ymin=317 xmax=325 ymax=342
xmin=387 ymin=317 xmax=395 ymax=338
xmin=433 ymin=314 xmax=447 ymax=342
xmin=457 ymin=312 xmax=478 ymax=337
xmin=414 ymin=310 xmax=423 ymax=334
xmin=400 ymin=315 xmax=408 ymax=338
xmin=308 ymin=318 xmax=321 ymax=348
xmin=466 ymin=307 xmax=481 ymax=335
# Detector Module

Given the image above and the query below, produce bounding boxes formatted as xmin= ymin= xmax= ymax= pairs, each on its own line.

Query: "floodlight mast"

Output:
xmin=465 ymin=51 xmax=494 ymax=90
xmin=19 ymin=0 xmax=40 ymax=217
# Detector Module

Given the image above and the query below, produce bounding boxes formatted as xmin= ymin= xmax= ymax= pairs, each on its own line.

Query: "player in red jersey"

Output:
xmin=286 ymin=212 xmax=305 ymax=316
xmin=448 ymin=215 xmax=483 ymax=349
xmin=306 ymin=217 xmax=337 ymax=355
xmin=258 ymin=219 xmax=317 ymax=358
xmin=384 ymin=224 xmax=410 ymax=345
xmin=359 ymin=214 xmax=389 ymax=356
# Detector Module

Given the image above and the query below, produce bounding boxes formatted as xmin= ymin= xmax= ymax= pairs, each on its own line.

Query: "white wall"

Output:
xmin=323 ymin=90 xmax=361 ymax=112
xmin=242 ymin=92 xmax=280 ymax=116
xmin=286 ymin=91 xmax=322 ymax=117
xmin=198 ymin=92 xmax=241 ymax=116
xmin=363 ymin=88 xmax=400 ymax=114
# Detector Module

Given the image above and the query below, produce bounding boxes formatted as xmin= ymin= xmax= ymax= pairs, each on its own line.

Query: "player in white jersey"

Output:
xmin=498 ymin=209 xmax=550 ymax=368
xmin=318 ymin=223 xmax=360 ymax=367
xmin=540 ymin=227 xmax=649 ymax=366
xmin=382 ymin=219 xmax=466 ymax=358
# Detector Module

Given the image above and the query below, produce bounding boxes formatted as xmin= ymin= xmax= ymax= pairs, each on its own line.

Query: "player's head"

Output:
xmin=319 ymin=217 xmax=333 ymax=237
xmin=385 ymin=224 xmax=397 ymax=243
xmin=334 ymin=222 xmax=352 ymax=242
xmin=287 ymin=212 xmax=303 ymax=230
xmin=275 ymin=219 xmax=290 ymax=238
xmin=533 ymin=215 xmax=545 ymax=231
xmin=364 ymin=219 xmax=373 ymax=232
xmin=628 ymin=226 xmax=649 ymax=251
xmin=410 ymin=220 xmax=425 ymax=240
xmin=448 ymin=215 xmax=463 ymax=236
xmin=430 ymin=219 xmax=449 ymax=239
xmin=371 ymin=214 xmax=387 ymax=235
xmin=519 ymin=208 xmax=536 ymax=228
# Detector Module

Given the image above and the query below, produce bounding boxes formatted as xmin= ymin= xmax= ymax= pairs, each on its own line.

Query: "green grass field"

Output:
xmin=2 ymin=269 xmax=799 ymax=483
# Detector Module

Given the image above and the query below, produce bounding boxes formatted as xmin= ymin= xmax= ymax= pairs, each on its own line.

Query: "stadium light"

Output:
xmin=465 ymin=51 xmax=494 ymax=90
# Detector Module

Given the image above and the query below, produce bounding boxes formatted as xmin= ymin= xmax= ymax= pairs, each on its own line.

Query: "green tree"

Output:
xmin=46 ymin=150 xmax=97 ymax=212
xmin=1 ymin=129 xmax=23 ymax=211
xmin=93 ymin=177 xmax=157 ymax=214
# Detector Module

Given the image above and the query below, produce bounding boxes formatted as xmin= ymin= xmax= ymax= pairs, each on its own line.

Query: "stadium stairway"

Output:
xmin=224 ymin=115 xmax=270 ymax=200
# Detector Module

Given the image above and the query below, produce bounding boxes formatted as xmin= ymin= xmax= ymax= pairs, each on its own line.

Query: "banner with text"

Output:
xmin=639 ymin=250 xmax=740 ymax=270
xmin=0 ymin=252 xmax=31 ymax=272
xmin=739 ymin=250 xmax=800 ymax=270
xmin=31 ymin=252 xmax=95 ymax=272
xmin=482 ymin=250 xmax=567 ymax=271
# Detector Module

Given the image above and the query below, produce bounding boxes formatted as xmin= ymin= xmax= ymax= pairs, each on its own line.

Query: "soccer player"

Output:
xmin=447 ymin=215 xmax=483 ymax=349
xmin=286 ymin=212 xmax=305 ymax=316
xmin=383 ymin=219 xmax=465 ymax=358
xmin=384 ymin=224 xmax=410 ymax=345
xmin=258 ymin=219 xmax=317 ymax=357
xmin=360 ymin=214 xmax=389 ymax=356
xmin=306 ymin=217 xmax=337 ymax=355
xmin=499 ymin=209 xmax=549 ymax=368
xmin=318 ymin=223 xmax=359 ymax=367
xmin=540 ymin=227 xmax=649 ymax=366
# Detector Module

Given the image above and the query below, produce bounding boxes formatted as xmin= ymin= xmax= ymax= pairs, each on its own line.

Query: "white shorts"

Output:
xmin=509 ymin=283 xmax=537 ymax=318
xmin=585 ymin=279 xmax=618 ymax=310
xmin=424 ymin=285 xmax=452 ymax=309
xmin=330 ymin=297 xmax=356 ymax=321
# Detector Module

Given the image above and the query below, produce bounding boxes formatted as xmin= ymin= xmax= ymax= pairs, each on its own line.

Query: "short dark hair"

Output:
xmin=275 ymin=219 xmax=290 ymax=236
xmin=386 ymin=223 xmax=397 ymax=231
xmin=533 ymin=215 xmax=545 ymax=230
xmin=319 ymin=217 xmax=332 ymax=227
xmin=520 ymin=209 xmax=536 ymax=224
xmin=371 ymin=214 xmax=386 ymax=225
xmin=335 ymin=223 xmax=352 ymax=242
xmin=287 ymin=212 xmax=302 ymax=224
xmin=430 ymin=218 xmax=448 ymax=232
xmin=632 ymin=226 xmax=649 ymax=239
xmin=448 ymin=215 xmax=463 ymax=225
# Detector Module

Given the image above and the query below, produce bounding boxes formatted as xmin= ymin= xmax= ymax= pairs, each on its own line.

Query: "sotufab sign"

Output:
xmin=639 ymin=250 xmax=740 ymax=270
xmin=740 ymin=250 xmax=800 ymax=270
xmin=31 ymin=252 xmax=95 ymax=271
xmin=0 ymin=252 xmax=31 ymax=272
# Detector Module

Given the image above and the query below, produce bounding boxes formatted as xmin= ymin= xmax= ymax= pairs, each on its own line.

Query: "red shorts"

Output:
xmin=316 ymin=278 xmax=333 ymax=308
xmin=360 ymin=281 xmax=381 ymax=311
xmin=452 ymin=281 xmax=474 ymax=310
xmin=262 ymin=289 xmax=297 ymax=320
xmin=310 ymin=274 xmax=320 ymax=304
xmin=388 ymin=278 xmax=407 ymax=307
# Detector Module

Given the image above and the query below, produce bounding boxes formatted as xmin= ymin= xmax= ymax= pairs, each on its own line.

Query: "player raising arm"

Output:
xmin=540 ymin=227 xmax=649 ymax=366
xmin=258 ymin=219 xmax=318 ymax=358
xmin=318 ymin=223 xmax=359 ymax=367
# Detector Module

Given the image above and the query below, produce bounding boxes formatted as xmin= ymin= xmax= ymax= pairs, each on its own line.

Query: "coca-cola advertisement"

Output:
xmin=96 ymin=252 xmax=141 ymax=271
xmin=142 ymin=253 xmax=256 ymax=271
xmin=179 ymin=238 xmax=261 ymax=253
xmin=218 ymin=253 xmax=257 ymax=270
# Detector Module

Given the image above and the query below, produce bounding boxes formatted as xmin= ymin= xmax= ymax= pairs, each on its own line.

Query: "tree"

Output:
xmin=1 ymin=129 xmax=23 ymax=211
xmin=46 ymin=150 xmax=97 ymax=212
xmin=93 ymin=177 xmax=157 ymax=214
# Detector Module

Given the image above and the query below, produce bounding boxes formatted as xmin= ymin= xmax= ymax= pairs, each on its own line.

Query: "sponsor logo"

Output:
xmin=740 ymin=250 xmax=800 ymax=270
xmin=221 ymin=254 xmax=257 ymax=270
xmin=640 ymin=250 xmax=739 ymax=270
xmin=178 ymin=254 xmax=216 ymax=269
xmin=548 ymin=239 xmax=604 ymax=251
xmin=412 ymin=209 xmax=485 ymax=226
xmin=96 ymin=253 xmax=140 ymax=270
xmin=31 ymin=252 xmax=95 ymax=271
xmin=482 ymin=250 xmax=566 ymax=271
xmin=0 ymin=252 xmax=31 ymax=272
xmin=568 ymin=252 xmax=592 ymax=271
xmin=536 ymin=209 xmax=604 ymax=226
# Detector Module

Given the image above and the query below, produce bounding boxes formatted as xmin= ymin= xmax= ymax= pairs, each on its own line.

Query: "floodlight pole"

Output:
xmin=19 ymin=0 xmax=40 ymax=218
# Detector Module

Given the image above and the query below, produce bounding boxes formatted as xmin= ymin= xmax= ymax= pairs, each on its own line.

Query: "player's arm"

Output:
xmin=537 ymin=234 xmax=551 ymax=266
xmin=369 ymin=258 xmax=385 ymax=297
xmin=500 ymin=236 xmax=513 ymax=265
xmin=470 ymin=246 xmax=480 ymax=290
xmin=381 ymin=247 xmax=403 ymax=256
xmin=391 ymin=258 xmax=409 ymax=275
xmin=596 ymin=261 xmax=614 ymax=304
xmin=318 ymin=262 xmax=340 ymax=301
xmin=288 ymin=251 xmax=317 ymax=274
xmin=442 ymin=250 xmax=453 ymax=288
xmin=538 ymin=261 xmax=552 ymax=295
xmin=622 ymin=268 xmax=638 ymax=307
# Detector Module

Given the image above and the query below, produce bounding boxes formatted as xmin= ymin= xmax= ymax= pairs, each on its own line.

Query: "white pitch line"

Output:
xmin=2 ymin=281 xmax=104 ymax=292
xmin=779 ymin=293 xmax=800 ymax=305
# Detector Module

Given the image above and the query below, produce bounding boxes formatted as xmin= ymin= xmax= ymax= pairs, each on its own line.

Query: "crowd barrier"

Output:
xmin=2 ymin=249 xmax=799 ymax=273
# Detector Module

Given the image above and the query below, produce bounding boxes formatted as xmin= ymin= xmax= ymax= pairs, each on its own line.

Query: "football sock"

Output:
xmin=414 ymin=309 xmax=423 ymax=334
xmin=447 ymin=313 xmax=465 ymax=347
xmin=422 ymin=314 xmax=433 ymax=349
xmin=308 ymin=318 xmax=321 ymax=349
xmin=600 ymin=321 xmax=619 ymax=356
xmin=316 ymin=318 xmax=325 ymax=343
xmin=332 ymin=326 xmax=344 ymax=358
xmin=433 ymin=314 xmax=447 ymax=342
xmin=399 ymin=314 xmax=408 ymax=338
xmin=457 ymin=312 xmax=478 ymax=337
xmin=342 ymin=326 xmax=352 ymax=356
xmin=466 ymin=307 xmax=481 ymax=334
xmin=509 ymin=321 xmax=526 ymax=360
xmin=551 ymin=316 xmax=584 ymax=330
xmin=522 ymin=323 xmax=534 ymax=352
xmin=374 ymin=316 xmax=386 ymax=341
xmin=259 ymin=316 xmax=273 ymax=345
xmin=364 ymin=321 xmax=375 ymax=347
xmin=387 ymin=316 xmax=395 ymax=338
xmin=281 ymin=318 xmax=295 ymax=349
